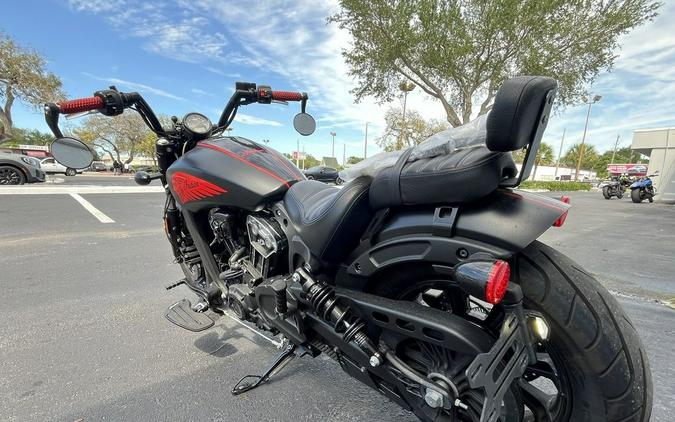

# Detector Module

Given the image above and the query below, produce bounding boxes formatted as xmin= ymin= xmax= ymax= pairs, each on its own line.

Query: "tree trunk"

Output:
xmin=0 ymin=88 xmax=15 ymax=144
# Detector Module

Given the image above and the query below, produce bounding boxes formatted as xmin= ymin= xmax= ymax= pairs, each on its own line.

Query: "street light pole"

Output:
xmin=399 ymin=81 xmax=416 ymax=149
xmin=575 ymin=95 xmax=602 ymax=181
xmin=343 ymin=143 xmax=346 ymax=166
xmin=330 ymin=131 xmax=336 ymax=158
xmin=554 ymin=128 xmax=565 ymax=179
xmin=364 ymin=122 xmax=369 ymax=159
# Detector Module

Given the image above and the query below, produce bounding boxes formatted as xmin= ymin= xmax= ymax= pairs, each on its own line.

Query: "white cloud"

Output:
xmin=236 ymin=113 xmax=283 ymax=127
xmin=191 ymin=88 xmax=214 ymax=97
xmin=82 ymin=72 xmax=185 ymax=101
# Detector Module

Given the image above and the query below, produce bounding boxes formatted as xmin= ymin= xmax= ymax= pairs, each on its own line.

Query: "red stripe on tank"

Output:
xmin=198 ymin=142 xmax=290 ymax=188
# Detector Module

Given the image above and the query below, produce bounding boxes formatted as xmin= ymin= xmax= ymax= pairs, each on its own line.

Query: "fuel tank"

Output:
xmin=166 ymin=136 xmax=304 ymax=212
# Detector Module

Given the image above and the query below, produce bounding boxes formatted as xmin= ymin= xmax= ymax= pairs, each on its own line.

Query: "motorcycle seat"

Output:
xmin=369 ymin=145 xmax=517 ymax=209
xmin=283 ymin=176 xmax=373 ymax=263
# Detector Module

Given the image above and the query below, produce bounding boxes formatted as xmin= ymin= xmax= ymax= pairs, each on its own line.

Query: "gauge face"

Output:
xmin=183 ymin=113 xmax=212 ymax=135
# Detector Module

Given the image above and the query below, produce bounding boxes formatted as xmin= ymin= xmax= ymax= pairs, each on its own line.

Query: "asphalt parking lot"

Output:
xmin=1 ymin=187 xmax=674 ymax=421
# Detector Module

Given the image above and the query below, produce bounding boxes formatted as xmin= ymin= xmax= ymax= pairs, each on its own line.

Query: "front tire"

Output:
xmin=0 ymin=166 xmax=26 ymax=185
xmin=631 ymin=189 xmax=642 ymax=203
xmin=515 ymin=241 xmax=652 ymax=421
xmin=602 ymin=186 xmax=611 ymax=199
xmin=65 ymin=168 xmax=77 ymax=176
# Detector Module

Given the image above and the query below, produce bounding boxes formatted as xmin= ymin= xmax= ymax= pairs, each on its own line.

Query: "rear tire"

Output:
xmin=515 ymin=241 xmax=652 ymax=421
xmin=631 ymin=189 xmax=642 ymax=203
xmin=306 ymin=175 xmax=314 ymax=180
xmin=602 ymin=186 xmax=611 ymax=199
xmin=65 ymin=168 xmax=77 ymax=176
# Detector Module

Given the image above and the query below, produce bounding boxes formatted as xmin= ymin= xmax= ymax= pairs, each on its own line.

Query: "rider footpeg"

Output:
xmin=165 ymin=279 xmax=186 ymax=290
xmin=165 ymin=299 xmax=214 ymax=332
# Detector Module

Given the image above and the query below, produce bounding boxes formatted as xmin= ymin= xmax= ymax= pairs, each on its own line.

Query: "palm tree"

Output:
xmin=561 ymin=143 xmax=599 ymax=174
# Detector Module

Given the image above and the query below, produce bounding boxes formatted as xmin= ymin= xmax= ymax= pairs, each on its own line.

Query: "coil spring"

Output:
xmin=305 ymin=281 xmax=366 ymax=344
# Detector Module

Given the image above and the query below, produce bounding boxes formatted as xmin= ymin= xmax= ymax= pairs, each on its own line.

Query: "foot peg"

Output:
xmin=165 ymin=279 xmax=186 ymax=290
xmin=231 ymin=343 xmax=296 ymax=395
xmin=165 ymin=299 xmax=214 ymax=332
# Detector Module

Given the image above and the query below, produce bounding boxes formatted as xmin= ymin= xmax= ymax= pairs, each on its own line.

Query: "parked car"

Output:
xmin=89 ymin=161 xmax=108 ymax=172
xmin=39 ymin=157 xmax=81 ymax=176
xmin=303 ymin=165 xmax=342 ymax=184
xmin=0 ymin=152 xmax=46 ymax=184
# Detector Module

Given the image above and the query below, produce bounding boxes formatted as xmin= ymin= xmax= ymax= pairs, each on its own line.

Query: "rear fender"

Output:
xmin=341 ymin=190 xmax=569 ymax=279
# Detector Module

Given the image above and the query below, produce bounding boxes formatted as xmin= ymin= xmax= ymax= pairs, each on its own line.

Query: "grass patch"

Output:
xmin=519 ymin=181 xmax=592 ymax=191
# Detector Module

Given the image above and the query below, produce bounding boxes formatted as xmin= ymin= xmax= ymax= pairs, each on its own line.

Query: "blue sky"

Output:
xmin=2 ymin=0 xmax=675 ymax=162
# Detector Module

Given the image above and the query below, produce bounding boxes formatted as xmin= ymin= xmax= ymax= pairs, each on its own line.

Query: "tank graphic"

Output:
xmin=167 ymin=136 xmax=304 ymax=211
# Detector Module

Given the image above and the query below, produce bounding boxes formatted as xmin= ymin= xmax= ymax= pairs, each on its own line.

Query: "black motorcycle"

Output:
xmin=45 ymin=76 xmax=651 ymax=422
xmin=602 ymin=177 xmax=625 ymax=199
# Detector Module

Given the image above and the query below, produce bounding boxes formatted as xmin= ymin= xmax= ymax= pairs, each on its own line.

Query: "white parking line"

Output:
xmin=69 ymin=193 xmax=115 ymax=223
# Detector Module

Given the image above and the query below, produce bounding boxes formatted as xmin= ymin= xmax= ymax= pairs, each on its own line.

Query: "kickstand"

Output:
xmin=231 ymin=343 xmax=296 ymax=395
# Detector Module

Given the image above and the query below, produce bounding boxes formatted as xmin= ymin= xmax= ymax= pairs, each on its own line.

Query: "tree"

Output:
xmin=0 ymin=33 xmax=64 ymax=142
xmin=0 ymin=127 xmax=53 ymax=147
xmin=377 ymin=106 xmax=448 ymax=151
xmin=561 ymin=143 xmax=599 ymax=172
xmin=347 ymin=156 xmax=364 ymax=165
xmin=75 ymin=112 xmax=152 ymax=165
xmin=592 ymin=146 xmax=646 ymax=178
xmin=330 ymin=0 xmax=661 ymax=126
xmin=532 ymin=142 xmax=555 ymax=179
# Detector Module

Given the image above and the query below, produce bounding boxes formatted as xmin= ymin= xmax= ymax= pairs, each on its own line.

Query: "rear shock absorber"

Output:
xmin=294 ymin=268 xmax=383 ymax=367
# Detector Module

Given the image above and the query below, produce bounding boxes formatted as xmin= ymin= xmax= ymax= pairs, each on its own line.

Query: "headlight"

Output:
xmin=183 ymin=113 xmax=212 ymax=136
xmin=21 ymin=156 xmax=39 ymax=167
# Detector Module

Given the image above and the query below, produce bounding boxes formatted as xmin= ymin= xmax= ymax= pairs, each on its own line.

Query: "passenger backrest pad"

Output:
xmin=486 ymin=76 xmax=557 ymax=152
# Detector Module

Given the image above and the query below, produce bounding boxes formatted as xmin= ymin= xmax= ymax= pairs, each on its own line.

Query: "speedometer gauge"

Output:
xmin=183 ymin=112 xmax=213 ymax=140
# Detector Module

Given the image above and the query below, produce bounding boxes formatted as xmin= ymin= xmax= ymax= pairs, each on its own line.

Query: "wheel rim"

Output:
xmin=393 ymin=280 xmax=573 ymax=422
xmin=0 ymin=167 xmax=22 ymax=185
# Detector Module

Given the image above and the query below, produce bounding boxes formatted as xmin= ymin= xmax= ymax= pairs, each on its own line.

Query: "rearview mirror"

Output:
xmin=293 ymin=113 xmax=316 ymax=136
xmin=50 ymin=137 xmax=94 ymax=169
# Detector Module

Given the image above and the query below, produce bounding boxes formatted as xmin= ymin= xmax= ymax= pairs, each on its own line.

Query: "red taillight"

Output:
xmin=485 ymin=260 xmax=511 ymax=304
xmin=454 ymin=259 xmax=511 ymax=305
xmin=553 ymin=195 xmax=570 ymax=227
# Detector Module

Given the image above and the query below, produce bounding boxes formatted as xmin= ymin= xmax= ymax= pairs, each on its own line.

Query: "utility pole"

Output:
xmin=302 ymin=144 xmax=305 ymax=170
xmin=296 ymin=137 xmax=300 ymax=167
xmin=343 ymin=143 xmax=346 ymax=166
xmin=554 ymin=129 xmax=565 ymax=179
xmin=399 ymin=81 xmax=416 ymax=149
xmin=610 ymin=135 xmax=620 ymax=165
xmin=364 ymin=122 xmax=369 ymax=159
xmin=575 ymin=95 xmax=602 ymax=181
xmin=330 ymin=131 xmax=336 ymax=158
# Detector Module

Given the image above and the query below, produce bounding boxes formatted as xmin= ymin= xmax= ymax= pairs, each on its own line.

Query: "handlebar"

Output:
xmin=271 ymin=90 xmax=304 ymax=102
xmin=57 ymin=96 xmax=105 ymax=114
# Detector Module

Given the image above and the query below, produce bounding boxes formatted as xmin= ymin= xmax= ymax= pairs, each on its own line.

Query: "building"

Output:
xmin=631 ymin=128 xmax=675 ymax=203
xmin=515 ymin=163 xmax=597 ymax=181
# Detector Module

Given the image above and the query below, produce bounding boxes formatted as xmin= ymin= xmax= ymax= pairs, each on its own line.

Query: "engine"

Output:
xmin=208 ymin=209 xmax=288 ymax=323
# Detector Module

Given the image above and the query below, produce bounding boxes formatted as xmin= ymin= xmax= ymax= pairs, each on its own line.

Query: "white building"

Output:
xmin=632 ymin=128 xmax=675 ymax=203
xmin=515 ymin=164 xmax=597 ymax=181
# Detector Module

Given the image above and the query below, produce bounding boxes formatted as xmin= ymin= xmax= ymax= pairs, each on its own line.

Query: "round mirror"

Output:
xmin=293 ymin=113 xmax=316 ymax=136
xmin=51 ymin=137 xmax=94 ymax=169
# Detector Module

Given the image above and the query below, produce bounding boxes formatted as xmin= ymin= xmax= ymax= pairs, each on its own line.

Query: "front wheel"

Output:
xmin=370 ymin=241 xmax=652 ymax=421
xmin=65 ymin=168 xmax=77 ymax=176
xmin=631 ymin=189 xmax=642 ymax=203
xmin=0 ymin=166 xmax=26 ymax=185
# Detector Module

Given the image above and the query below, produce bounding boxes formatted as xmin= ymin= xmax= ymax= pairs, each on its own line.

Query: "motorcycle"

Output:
xmin=630 ymin=175 xmax=656 ymax=203
xmin=601 ymin=177 xmax=625 ymax=199
xmin=45 ymin=76 xmax=651 ymax=422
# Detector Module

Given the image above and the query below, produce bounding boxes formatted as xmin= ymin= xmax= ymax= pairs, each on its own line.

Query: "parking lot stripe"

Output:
xmin=69 ymin=193 xmax=115 ymax=223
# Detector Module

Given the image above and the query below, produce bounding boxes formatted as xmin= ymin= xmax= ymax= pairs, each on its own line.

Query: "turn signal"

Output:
xmin=454 ymin=259 xmax=511 ymax=305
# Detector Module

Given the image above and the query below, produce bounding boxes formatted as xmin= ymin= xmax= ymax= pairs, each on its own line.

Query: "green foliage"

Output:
xmin=302 ymin=154 xmax=321 ymax=169
xmin=377 ymin=106 xmax=448 ymax=151
xmin=591 ymin=146 xmax=646 ymax=178
xmin=347 ymin=156 xmax=364 ymax=165
xmin=519 ymin=180 xmax=591 ymax=191
xmin=75 ymin=111 xmax=152 ymax=164
xmin=512 ymin=142 xmax=555 ymax=165
xmin=330 ymin=0 xmax=661 ymax=126
xmin=0 ymin=33 xmax=64 ymax=142
xmin=561 ymin=143 xmax=599 ymax=170
xmin=1 ymin=127 xmax=53 ymax=147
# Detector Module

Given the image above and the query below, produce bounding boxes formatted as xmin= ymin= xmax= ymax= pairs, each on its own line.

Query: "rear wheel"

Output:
xmin=0 ymin=166 xmax=26 ymax=185
xmin=631 ymin=189 xmax=642 ymax=203
xmin=65 ymin=168 xmax=77 ymax=176
xmin=306 ymin=175 xmax=314 ymax=180
xmin=369 ymin=241 xmax=652 ymax=421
